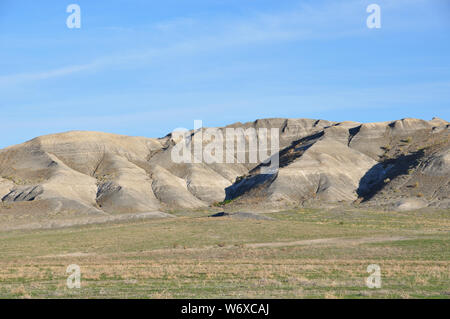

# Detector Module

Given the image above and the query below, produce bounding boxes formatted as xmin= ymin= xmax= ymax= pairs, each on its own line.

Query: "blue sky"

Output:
xmin=0 ymin=0 xmax=449 ymax=148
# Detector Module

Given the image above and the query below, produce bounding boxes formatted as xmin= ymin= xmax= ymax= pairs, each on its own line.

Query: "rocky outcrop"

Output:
xmin=223 ymin=117 xmax=449 ymax=210
xmin=151 ymin=165 xmax=207 ymax=209
xmin=0 ymin=117 xmax=448 ymax=216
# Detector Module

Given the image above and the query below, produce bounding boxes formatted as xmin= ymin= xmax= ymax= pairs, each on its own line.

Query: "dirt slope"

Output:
xmin=0 ymin=117 xmax=448 ymax=221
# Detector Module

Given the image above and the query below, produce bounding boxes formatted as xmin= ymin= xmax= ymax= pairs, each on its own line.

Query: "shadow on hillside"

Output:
xmin=357 ymin=150 xmax=424 ymax=201
xmin=225 ymin=173 xmax=277 ymax=201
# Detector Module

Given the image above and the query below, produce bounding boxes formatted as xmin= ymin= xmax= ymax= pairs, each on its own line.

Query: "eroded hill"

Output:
xmin=0 ymin=117 xmax=448 ymax=227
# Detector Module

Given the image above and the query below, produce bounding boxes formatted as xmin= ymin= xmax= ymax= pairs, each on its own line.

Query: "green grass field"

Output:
xmin=0 ymin=208 xmax=449 ymax=298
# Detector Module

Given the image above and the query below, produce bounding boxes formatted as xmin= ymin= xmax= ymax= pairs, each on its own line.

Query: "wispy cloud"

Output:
xmin=154 ymin=17 xmax=196 ymax=31
xmin=0 ymin=0 xmax=446 ymax=86
xmin=0 ymin=1 xmax=363 ymax=85
xmin=0 ymin=63 xmax=96 ymax=85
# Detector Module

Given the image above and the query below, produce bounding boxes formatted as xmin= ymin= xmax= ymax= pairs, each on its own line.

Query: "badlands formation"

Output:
xmin=0 ymin=117 xmax=448 ymax=228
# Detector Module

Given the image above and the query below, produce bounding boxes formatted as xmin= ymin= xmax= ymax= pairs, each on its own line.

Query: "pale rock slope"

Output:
xmin=225 ymin=117 xmax=449 ymax=210
xmin=0 ymin=117 xmax=448 ymax=219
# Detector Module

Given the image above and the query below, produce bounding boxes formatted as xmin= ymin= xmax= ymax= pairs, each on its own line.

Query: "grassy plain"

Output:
xmin=0 ymin=208 xmax=448 ymax=298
